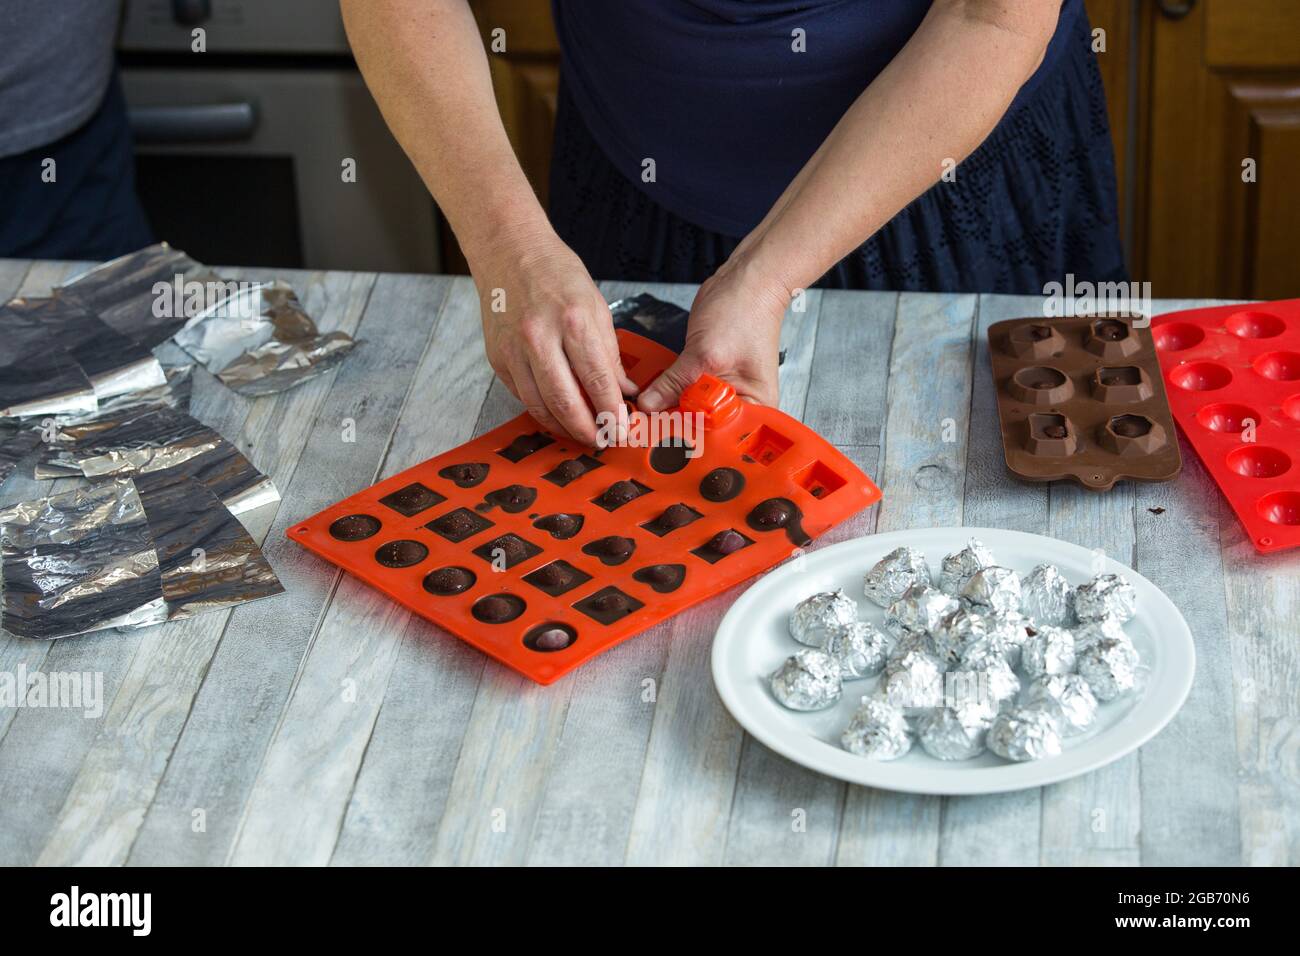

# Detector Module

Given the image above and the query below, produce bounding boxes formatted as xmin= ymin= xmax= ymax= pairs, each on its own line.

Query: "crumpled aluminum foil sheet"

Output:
xmin=135 ymin=470 xmax=283 ymax=620
xmin=0 ymin=479 xmax=167 ymax=639
xmin=0 ymin=347 xmax=97 ymax=421
xmin=56 ymin=242 xmax=213 ymax=349
xmin=1 ymin=296 xmax=166 ymax=401
xmin=0 ymin=426 xmax=43 ymax=489
xmin=173 ymin=281 xmax=356 ymax=396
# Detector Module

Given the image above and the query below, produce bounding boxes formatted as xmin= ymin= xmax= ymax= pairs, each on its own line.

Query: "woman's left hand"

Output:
xmin=636 ymin=260 xmax=789 ymax=411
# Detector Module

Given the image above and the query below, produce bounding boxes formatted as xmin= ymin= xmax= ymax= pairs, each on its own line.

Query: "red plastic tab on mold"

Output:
xmin=1153 ymin=298 xmax=1300 ymax=553
xmin=287 ymin=331 xmax=882 ymax=683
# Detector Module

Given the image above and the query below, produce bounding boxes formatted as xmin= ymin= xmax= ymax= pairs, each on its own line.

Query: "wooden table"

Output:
xmin=0 ymin=259 xmax=1294 ymax=867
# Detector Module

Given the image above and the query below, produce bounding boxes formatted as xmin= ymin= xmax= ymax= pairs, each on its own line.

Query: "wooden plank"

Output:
xmin=226 ymin=277 xmax=496 ymax=865
xmin=31 ymin=269 xmax=377 ymax=866
xmin=124 ymin=273 xmax=448 ymax=865
xmin=833 ymin=291 xmax=974 ymax=866
xmin=801 ymin=290 xmax=895 ymax=445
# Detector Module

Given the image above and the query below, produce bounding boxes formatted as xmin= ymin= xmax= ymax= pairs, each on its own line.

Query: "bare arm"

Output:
xmin=341 ymin=0 xmax=633 ymax=444
xmin=639 ymin=0 xmax=1065 ymax=410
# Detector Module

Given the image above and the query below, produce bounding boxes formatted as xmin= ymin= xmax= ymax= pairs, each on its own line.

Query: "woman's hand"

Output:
xmin=475 ymin=231 xmax=637 ymax=446
xmin=638 ymin=258 xmax=789 ymax=411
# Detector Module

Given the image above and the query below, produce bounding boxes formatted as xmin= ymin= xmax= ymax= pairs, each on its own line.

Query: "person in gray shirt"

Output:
xmin=0 ymin=0 xmax=152 ymax=258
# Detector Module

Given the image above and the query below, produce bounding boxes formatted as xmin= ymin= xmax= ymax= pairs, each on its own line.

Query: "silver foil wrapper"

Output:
xmin=1021 ymin=563 xmax=1076 ymax=627
xmin=931 ymin=606 xmax=989 ymax=665
xmin=841 ymin=697 xmax=912 ymax=759
xmin=982 ymin=611 xmax=1031 ymax=670
xmin=988 ymin=707 xmax=1063 ymax=762
xmin=939 ymin=537 xmax=995 ymax=595
xmin=770 ymin=649 xmax=842 ymax=711
xmin=0 ymin=426 xmax=42 ymax=489
xmin=881 ymin=646 xmax=945 ymax=714
xmin=863 ymin=545 xmax=931 ymax=607
xmin=885 ymin=584 xmax=958 ymax=640
xmin=1021 ymin=624 xmax=1077 ymax=678
xmin=0 ymin=479 xmax=167 ymax=639
xmin=822 ymin=620 xmax=889 ymax=680
xmin=952 ymin=653 xmax=1020 ymax=708
xmin=1073 ymin=615 xmax=1128 ymax=653
xmin=960 ymin=566 xmax=1022 ymax=616
xmin=918 ymin=706 xmax=989 ymax=760
xmin=173 ymin=281 xmax=356 ymax=396
xmin=789 ymin=588 xmax=859 ymax=646
xmin=1076 ymin=636 xmax=1139 ymax=701
xmin=1023 ymin=674 xmax=1098 ymax=735
xmin=1074 ymin=573 xmax=1137 ymax=623
xmin=0 ymin=348 xmax=97 ymax=421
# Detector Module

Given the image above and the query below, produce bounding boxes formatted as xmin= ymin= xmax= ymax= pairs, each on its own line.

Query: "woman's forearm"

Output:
xmin=731 ymin=0 xmax=1063 ymax=295
xmin=339 ymin=0 xmax=551 ymax=269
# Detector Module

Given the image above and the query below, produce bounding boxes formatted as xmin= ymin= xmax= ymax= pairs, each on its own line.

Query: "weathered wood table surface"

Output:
xmin=0 ymin=259 xmax=1294 ymax=866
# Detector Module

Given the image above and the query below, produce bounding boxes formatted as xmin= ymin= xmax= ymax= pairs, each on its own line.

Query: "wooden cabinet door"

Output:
xmin=1143 ymin=0 xmax=1300 ymax=299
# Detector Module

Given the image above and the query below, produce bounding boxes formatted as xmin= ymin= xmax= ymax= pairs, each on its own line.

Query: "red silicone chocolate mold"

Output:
xmin=288 ymin=330 xmax=881 ymax=683
xmin=1153 ymin=298 xmax=1300 ymax=553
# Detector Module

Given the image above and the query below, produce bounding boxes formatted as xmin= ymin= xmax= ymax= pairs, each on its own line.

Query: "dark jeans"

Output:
xmin=0 ymin=71 xmax=154 ymax=260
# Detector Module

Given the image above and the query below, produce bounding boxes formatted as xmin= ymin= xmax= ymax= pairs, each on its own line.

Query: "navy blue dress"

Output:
xmin=548 ymin=1 xmax=1125 ymax=294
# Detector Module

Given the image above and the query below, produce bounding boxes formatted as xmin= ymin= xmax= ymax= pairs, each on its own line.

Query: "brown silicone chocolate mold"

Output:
xmin=989 ymin=314 xmax=1181 ymax=490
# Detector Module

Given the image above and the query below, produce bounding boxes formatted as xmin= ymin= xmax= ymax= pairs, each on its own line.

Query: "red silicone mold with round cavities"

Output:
xmin=1153 ymin=298 xmax=1300 ymax=553
xmin=287 ymin=330 xmax=882 ymax=684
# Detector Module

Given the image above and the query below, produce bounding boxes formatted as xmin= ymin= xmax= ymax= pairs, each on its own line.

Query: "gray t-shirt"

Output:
xmin=0 ymin=1 xmax=121 ymax=157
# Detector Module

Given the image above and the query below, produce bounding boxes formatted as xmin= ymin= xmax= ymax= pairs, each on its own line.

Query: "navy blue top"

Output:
xmin=553 ymin=0 xmax=1083 ymax=236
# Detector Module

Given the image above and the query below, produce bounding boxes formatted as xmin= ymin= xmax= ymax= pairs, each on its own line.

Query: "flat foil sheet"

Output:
xmin=173 ymin=281 xmax=356 ymax=396
xmin=0 ymin=348 xmax=97 ymax=420
xmin=0 ymin=426 xmax=43 ymax=488
xmin=0 ymin=479 xmax=167 ymax=639
xmin=135 ymin=471 xmax=284 ymax=619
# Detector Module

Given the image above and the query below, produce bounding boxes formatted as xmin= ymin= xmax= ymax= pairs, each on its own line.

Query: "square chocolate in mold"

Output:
xmin=378 ymin=481 xmax=446 ymax=517
xmin=691 ymin=528 xmax=755 ymax=564
xmin=471 ymin=532 xmax=543 ymax=569
xmin=542 ymin=454 xmax=604 ymax=487
xmin=591 ymin=478 xmax=653 ymax=511
xmin=496 ymin=431 xmax=555 ymax=463
xmin=573 ymin=585 xmax=645 ymax=625
xmin=425 ymin=507 xmax=494 ymax=543
xmin=522 ymin=559 xmax=592 ymax=597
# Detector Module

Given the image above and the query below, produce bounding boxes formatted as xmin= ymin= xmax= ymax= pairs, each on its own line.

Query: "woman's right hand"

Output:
xmin=473 ymin=231 xmax=637 ymax=447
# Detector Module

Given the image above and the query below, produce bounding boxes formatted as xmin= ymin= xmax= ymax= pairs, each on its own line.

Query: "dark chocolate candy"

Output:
xmin=691 ymin=528 xmax=754 ymax=564
xmin=523 ymin=622 xmax=577 ymax=652
xmin=641 ymin=503 xmax=702 ymax=537
xmin=497 ymin=432 xmax=554 ymax=462
xmin=593 ymin=479 xmax=650 ymax=511
xmin=422 ymin=565 xmax=476 ymax=596
xmin=745 ymin=496 xmax=812 ymax=546
xmin=1095 ymin=319 xmax=1127 ymax=341
xmin=649 ymin=442 xmax=692 ymax=474
xmin=632 ymin=563 xmax=686 ymax=594
xmin=1111 ymin=414 xmax=1150 ymax=437
xmin=329 ymin=514 xmax=380 ymax=541
xmin=542 ymin=454 xmax=604 ymax=487
xmin=532 ymin=512 xmax=584 ymax=540
xmin=573 ymin=586 xmax=644 ymax=625
xmin=581 ymin=535 xmax=636 ymax=566
xmin=1043 ymin=423 xmax=1068 ymax=439
xmin=374 ymin=539 xmax=429 ymax=568
xmin=438 ymin=462 xmax=489 ymax=488
xmin=1029 ymin=325 xmax=1053 ymax=340
xmin=477 ymin=484 xmax=537 ymax=514
xmin=522 ymin=560 xmax=591 ymax=596
xmin=378 ymin=482 xmax=446 ymax=517
xmin=699 ymin=467 xmax=744 ymax=502
xmin=472 ymin=592 xmax=526 ymax=624
xmin=471 ymin=533 xmax=543 ymax=569
xmin=425 ymin=507 xmax=494 ymax=543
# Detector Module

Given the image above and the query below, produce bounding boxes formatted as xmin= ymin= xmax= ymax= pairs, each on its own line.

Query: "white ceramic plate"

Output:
xmin=711 ymin=527 xmax=1195 ymax=795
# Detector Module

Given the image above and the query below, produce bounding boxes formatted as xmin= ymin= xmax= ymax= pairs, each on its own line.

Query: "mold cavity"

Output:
xmin=1031 ymin=413 xmax=1071 ymax=440
xmin=532 ymin=512 xmax=584 ymax=540
xmin=329 ymin=514 xmax=380 ymax=541
xmin=1226 ymin=311 xmax=1286 ymax=339
xmin=581 ymin=535 xmax=636 ymax=566
xmin=738 ymin=425 xmax=793 ymax=465
xmin=1257 ymin=491 xmax=1300 ymax=527
xmin=437 ymin=462 xmax=489 ymax=488
xmin=476 ymin=484 xmax=537 ymax=514
xmin=592 ymin=478 xmax=652 ymax=511
xmin=1109 ymin=415 xmax=1152 ymax=438
xmin=522 ymin=560 xmax=591 ymax=596
xmin=699 ymin=467 xmax=745 ymax=502
xmin=378 ymin=482 xmax=446 ymax=517
xmin=1226 ymin=446 xmax=1291 ymax=479
xmin=472 ymin=593 xmax=526 ymax=624
xmin=792 ymin=459 xmax=847 ymax=499
xmin=471 ymin=533 xmax=543 ymax=569
xmin=1014 ymin=366 xmax=1068 ymax=391
xmin=690 ymin=529 xmax=754 ymax=564
xmin=496 ymin=431 xmax=554 ymax=463
xmin=1253 ymin=351 xmax=1300 ymax=382
xmin=1027 ymin=325 xmax=1054 ymax=341
xmin=572 ymin=586 xmax=644 ymax=625
xmin=1169 ymin=361 xmax=1232 ymax=391
xmin=1194 ymin=403 xmax=1259 ymax=434
xmin=1092 ymin=319 xmax=1130 ymax=342
xmin=425 ymin=507 xmax=494 ymax=543
xmin=618 ymin=351 xmax=641 ymax=373
xmin=542 ymin=454 xmax=604 ymax=487
xmin=649 ymin=440 xmax=693 ymax=474
xmin=524 ymin=622 xmax=577 ymax=653
xmin=1282 ymin=394 xmax=1300 ymax=423
xmin=423 ymin=566 xmax=476 ymax=596
xmin=632 ymin=563 xmax=686 ymax=594
xmin=373 ymin=539 xmax=429 ymax=568
xmin=1098 ymin=366 xmax=1143 ymax=387
xmin=1152 ymin=322 xmax=1206 ymax=352
xmin=641 ymin=503 xmax=702 ymax=537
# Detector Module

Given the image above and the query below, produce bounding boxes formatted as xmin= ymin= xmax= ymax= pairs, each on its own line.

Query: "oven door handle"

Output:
xmin=128 ymin=102 xmax=259 ymax=144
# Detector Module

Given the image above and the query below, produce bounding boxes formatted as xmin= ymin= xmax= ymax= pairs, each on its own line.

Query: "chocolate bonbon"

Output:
xmin=863 ymin=546 xmax=931 ymax=607
xmin=770 ymin=649 xmax=842 ymax=711
xmin=691 ymin=529 xmax=752 ymax=563
xmin=472 ymin=592 xmax=526 ymax=624
xmin=329 ymin=514 xmax=380 ymax=542
xmin=632 ymin=563 xmax=686 ymax=593
xmin=477 ymin=484 xmax=537 ymax=514
xmin=789 ymin=589 xmax=859 ymax=646
xmin=641 ymin=503 xmax=701 ymax=536
xmin=497 ymin=432 xmax=554 ymax=462
xmin=593 ymin=478 xmax=651 ymax=511
xmin=423 ymin=565 xmax=476 ymax=596
xmin=581 ymin=535 xmax=636 ymax=566
xmin=987 ymin=707 xmax=1063 ymax=761
xmin=542 ymin=454 xmax=604 ymax=486
xmin=378 ymin=482 xmax=445 ymax=516
xmin=374 ymin=539 xmax=428 ymax=568
xmin=532 ymin=512 xmax=584 ymax=540
xmin=524 ymin=622 xmax=577 ymax=652
xmin=699 ymin=467 xmax=744 ymax=502
xmin=841 ymin=697 xmax=911 ymax=758
xmin=438 ymin=462 xmax=489 ymax=488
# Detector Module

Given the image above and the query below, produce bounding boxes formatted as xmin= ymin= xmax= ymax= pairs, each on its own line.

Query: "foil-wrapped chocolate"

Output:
xmin=822 ymin=620 xmax=889 ymax=679
xmin=1021 ymin=563 xmax=1076 ymax=627
xmin=930 ymin=606 xmax=989 ymax=666
xmin=881 ymin=646 xmax=945 ymax=714
xmin=1021 ymin=624 xmax=1077 ymax=678
xmin=885 ymin=584 xmax=958 ymax=640
xmin=1024 ymin=674 xmax=1098 ymax=735
xmin=918 ymin=706 xmax=989 ymax=760
xmin=0 ymin=479 xmax=167 ymax=639
xmin=988 ymin=707 xmax=1063 ymax=762
xmin=952 ymin=652 xmax=1020 ymax=708
xmin=939 ymin=538 xmax=995 ymax=595
xmin=1072 ymin=615 xmax=1128 ymax=653
xmin=173 ymin=281 xmax=357 ymax=396
xmin=960 ymin=566 xmax=1022 ymax=616
xmin=863 ymin=545 xmax=931 ymax=607
xmin=1076 ymin=636 xmax=1139 ymax=701
xmin=981 ymin=611 xmax=1030 ymax=670
xmin=789 ymin=589 xmax=859 ymax=646
xmin=841 ymin=697 xmax=912 ymax=759
xmin=770 ymin=649 xmax=842 ymax=711
xmin=1074 ymin=572 xmax=1137 ymax=623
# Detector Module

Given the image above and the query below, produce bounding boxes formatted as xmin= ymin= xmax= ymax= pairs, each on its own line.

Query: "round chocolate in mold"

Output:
xmin=1169 ymin=361 xmax=1232 ymax=392
xmin=1007 ymin=366 xmax=1073 ymax=405
xmin=745 ymin=497 xmax=811 ymax=546
xmin=1226 ymin=445 xmax=1291 ymax=479
xmin=699 ymin=467 xmax=745 ymax=502
xmin=523 ymin=622 xmax=577 ymax=653
xmin=472 ymin=593 xmax=526 ymax=624
xmin=374 ymin=539 xmax=429 ymax=568
xmin=423 ymin=566 xmax=476 ymax=596
xmin=632 ymin=563 xmax=686 ymax=594
xmin=329 ymin=514 xmax=381 ymax=542
xmin=438 ymin=462 xmax=489 ymax=487
xmin=581 ymin=535 xmax=636 ymax=566
xmin=533 ymin=512 xmax=584 ymax=539
xmin=649 ymin=442 xmax=693 ymax=474
xmin=478 ymin=484 xmax=537 ymax=514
